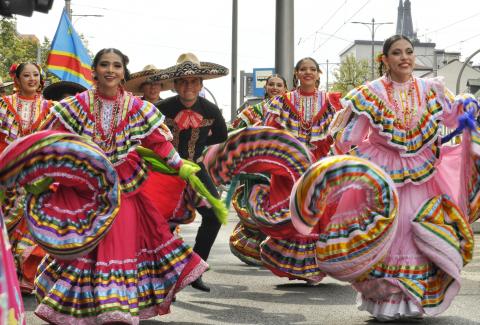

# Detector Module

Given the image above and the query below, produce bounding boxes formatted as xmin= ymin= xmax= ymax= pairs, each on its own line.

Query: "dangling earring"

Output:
xmin=384 ymin=65 xmax=390 ymax=78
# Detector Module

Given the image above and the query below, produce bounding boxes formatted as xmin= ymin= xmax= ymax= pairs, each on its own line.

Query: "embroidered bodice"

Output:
xmin=0 ymin=93 xmax=53 ymax=149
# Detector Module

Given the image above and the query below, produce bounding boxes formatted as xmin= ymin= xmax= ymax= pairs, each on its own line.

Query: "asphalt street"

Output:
xmin=24 ymin=211 xmax=480 ymax=325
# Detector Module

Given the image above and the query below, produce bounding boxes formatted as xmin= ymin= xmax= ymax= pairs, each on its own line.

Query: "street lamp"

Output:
xmin=351 ymin=18 xmax=393 ymax=80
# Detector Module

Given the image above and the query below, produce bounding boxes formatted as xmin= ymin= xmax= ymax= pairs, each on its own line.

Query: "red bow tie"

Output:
xmin=174 ymin=109 xmax=203 ymax=130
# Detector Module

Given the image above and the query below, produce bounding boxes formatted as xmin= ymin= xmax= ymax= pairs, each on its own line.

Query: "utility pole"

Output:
xmin=231 ymin=0 xmax=238 ymax=120
xmin=275 ymin=0 xmax=294 ymax=89
xmin=319 ymin=61 xmax=340 ymax=90
xmin=351 ymin=18 xmax=392 ymax=80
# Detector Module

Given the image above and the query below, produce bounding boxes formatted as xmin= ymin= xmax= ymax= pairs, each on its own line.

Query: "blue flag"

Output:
xmin=47 ymin=9 xmax=93 ymax=88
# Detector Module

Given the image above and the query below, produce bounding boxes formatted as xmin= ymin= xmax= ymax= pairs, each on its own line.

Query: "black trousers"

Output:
xmin=191 ymin=164 xmax=222 ymax=261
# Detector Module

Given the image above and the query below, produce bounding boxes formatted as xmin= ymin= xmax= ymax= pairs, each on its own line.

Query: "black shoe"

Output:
xmin=191 ymin=276 xmax=211 ymax=292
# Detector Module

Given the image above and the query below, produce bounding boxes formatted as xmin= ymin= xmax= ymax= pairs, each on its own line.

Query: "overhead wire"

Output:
xmin=444 ymin=32 xmax=480 ymax=50
xmin=417 ymin=10 xmax=480 ymax=39
xmin=298 ymin=0 xmax=348 ymax=46
xmin=313 ymin=0 xmax=371 ymax=53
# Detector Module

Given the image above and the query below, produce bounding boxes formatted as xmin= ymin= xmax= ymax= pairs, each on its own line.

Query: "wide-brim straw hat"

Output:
xmin=43 ymin=81 xmax=87 ymax=101
xmin=125 ymin=64 xmax=173 ymax=94
xmin=0 ymin=80 xmax=14 ymax=89
xmin=151 ymin=53 xmax=228 ymax=86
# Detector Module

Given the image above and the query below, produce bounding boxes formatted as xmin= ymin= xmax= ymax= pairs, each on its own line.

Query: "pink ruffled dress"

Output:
xmin=0 ymin=210 xmax=25 ymax=324
xmin=332 ymin=76 xmax=474 ymax=320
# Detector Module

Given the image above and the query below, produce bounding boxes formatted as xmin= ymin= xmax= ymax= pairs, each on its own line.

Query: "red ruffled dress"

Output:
xmin=0 ymin=93 xmax=53 ymax=292
xmin=252 ymin=89 xmax=341 ymax=283
xmin=34 ymin=89 xmax=208 ymax=324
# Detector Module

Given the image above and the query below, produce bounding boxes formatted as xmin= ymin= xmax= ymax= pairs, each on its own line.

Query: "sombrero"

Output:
xmin=42 ymin=81 xmax=87 ymax=101
xmin=125 ymin=64 xmax=173 ymax=94
xmin=151 ymin=53 xmax=228 ymax=85
xmin=0 ymin=78 xmax=14 ymax=89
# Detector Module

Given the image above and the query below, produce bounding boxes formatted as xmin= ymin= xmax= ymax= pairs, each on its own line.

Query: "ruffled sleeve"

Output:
xmin=51 ymin=90 xmax=169 ymax=165
xmin=331 ymin=106 xmax=370 ymax=154
xmin=340 ymin=78 xmax=448 ymax=156
xmin=231 ymin=101 xmax=265 ymax=129
xmin=141 ymin=131 xmax=183 ymax=170
xmin=326 ymin=92 xmax=342 ymax=111
xmin=263 ymin=95 xmax=285 ymax=127
xmin=427 ymin=77 xmax=457 ymax=128
xmin=0 ymin=95 xmax=53 ymax=145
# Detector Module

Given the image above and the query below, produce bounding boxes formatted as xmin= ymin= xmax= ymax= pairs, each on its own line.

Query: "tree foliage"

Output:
xmin=331 ymin=54 xmax=370 ymax=96
xmin=0 ymin=17 xmax=53 ymax=82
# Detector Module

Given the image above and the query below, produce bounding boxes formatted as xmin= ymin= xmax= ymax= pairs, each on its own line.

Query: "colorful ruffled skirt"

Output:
xmin=2 ymin=186 xmax=46 ymax=293
xmin=291 ymin=150 xmax=474 ymax=320
xmin=0 ymin=131 xmax=208 ymax=324
xmin=205 ymin=126 xmax=325 ymax=282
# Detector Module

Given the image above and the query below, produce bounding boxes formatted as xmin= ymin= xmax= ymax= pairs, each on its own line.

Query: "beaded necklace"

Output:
xmin=295 ymin=89 xmax=318 ymax=131
xmin=383 ymin=76 xmax=421 ymax=129
xmin=15 ymin=93 xmax=41 ymax=135
xmin=93 ymin=89 xmax=122 ymax=146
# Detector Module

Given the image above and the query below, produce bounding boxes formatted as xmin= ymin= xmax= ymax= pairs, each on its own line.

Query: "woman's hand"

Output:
xmin=178 ymin=161 xmax=201 ymax=180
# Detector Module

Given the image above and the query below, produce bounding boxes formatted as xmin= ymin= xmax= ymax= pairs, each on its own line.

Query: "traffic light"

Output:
xmin=0 ymin=0 xmax=53 ymax=17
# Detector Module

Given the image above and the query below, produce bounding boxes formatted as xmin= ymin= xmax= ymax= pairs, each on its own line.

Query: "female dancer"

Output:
xmin=252 ymin=57 xmax=341 ymax=283
xmin=309 ymin=34 xmax=475 ymax=321
xmin=0 ymin=62 xmax=53 ymax=293
xmin=228 ymin=74 xmax=288 ymax=266
xmin=206 ymin=58 xmax=342 ymax=283
xmin=230 ymin=74 xmax=288 ymax=129
xmin=264 ymin=57 xmax=341 ymax=160
xmin=33 ymin=48 xmax=208 ymax=324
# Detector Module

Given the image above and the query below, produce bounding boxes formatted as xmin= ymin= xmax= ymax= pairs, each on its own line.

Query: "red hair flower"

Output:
xmin=9 ymin=63 xmax=18 ymax=78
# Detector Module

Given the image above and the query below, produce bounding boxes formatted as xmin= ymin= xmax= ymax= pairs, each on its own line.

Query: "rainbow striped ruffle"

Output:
xmin=229 ymin=222 xmax=265 ymax=266
xmin=205 ymin=126 xmax=312 ymax=237
xmin=205 ymin=126 xmax=311 ymax=185
xmin=359 ymin=195 xmax=474 ymax=315
xmin=260 ymin=235 xmax=325 ymax=283
xmin=0 ymin=131 xmax=120 ymax=259
xmin=205 ymin=127 xmax=329 ymax=282
xmin=408 ymin=195 xmax=473 ymax=312
xmin=2 ymin=187 xmax=25 ymax=232
xmin=290 ymin=155 xmax=399 ymax=282
xmin=342 ymin=78 xmax=444 ymax=156
xmin=264 ymin=91 xmax=340 ymax=145
xmin=231 ymin=185 xmax=258 ymax=229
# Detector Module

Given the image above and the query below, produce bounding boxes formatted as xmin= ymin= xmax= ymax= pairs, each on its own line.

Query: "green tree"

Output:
xmin=0 ymin=17 xmax=53 ymax=82
xmin=331 ymin=54 xmax=370 ymax=96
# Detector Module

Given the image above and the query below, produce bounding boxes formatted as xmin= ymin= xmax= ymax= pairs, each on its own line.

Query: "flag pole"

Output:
xmin=65 ymin=0 xmax=72 ymax=20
